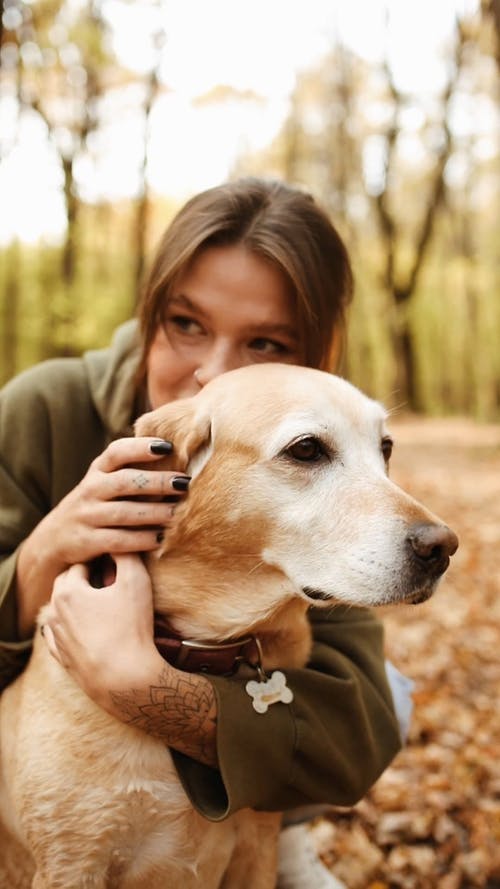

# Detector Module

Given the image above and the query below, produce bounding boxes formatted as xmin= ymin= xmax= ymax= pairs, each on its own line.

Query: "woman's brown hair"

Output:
xmin=137 ymin=177 xmax=353 ymax=377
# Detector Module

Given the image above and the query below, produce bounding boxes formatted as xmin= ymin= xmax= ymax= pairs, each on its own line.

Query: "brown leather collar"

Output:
xmin=153 ymin=614 xmax=262 ymax=676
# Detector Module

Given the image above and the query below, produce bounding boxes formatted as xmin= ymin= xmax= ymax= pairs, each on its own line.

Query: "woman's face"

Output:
xmin=146 ymin=244 xmax=302 ymax=408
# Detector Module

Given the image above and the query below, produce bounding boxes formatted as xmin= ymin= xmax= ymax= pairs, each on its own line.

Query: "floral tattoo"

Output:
xmin=109 ymin=667 xmax=218 ymax=768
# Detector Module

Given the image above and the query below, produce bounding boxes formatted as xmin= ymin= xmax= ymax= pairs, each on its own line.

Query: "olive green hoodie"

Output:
xmin=0 ymin=321 xmax=401 ymax=819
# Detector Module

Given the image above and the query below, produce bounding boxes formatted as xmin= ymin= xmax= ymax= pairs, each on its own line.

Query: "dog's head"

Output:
xmin=135 ymin=364 xmax=458 ymax=633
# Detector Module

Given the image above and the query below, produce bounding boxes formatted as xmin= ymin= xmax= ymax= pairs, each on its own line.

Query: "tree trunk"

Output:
xmin=395 ymin=314 xmax=418 ymax=411
xmin=133 ymin=52 xmax=162 ymax=307
xmin=371 ymin=21 xmax=466 ymax=410
xmin=1 ymin=242 xmax=20 ymax=383
xmin=58 ymin=156 xmax=79 ymax=357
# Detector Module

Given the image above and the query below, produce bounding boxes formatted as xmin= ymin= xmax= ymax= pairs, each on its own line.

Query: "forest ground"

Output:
xmin=313 ymin=415 xmax=500 ymax=889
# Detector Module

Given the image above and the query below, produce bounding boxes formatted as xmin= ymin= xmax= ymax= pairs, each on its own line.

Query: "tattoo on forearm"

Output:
xmin=109 ymin=667 xmax=218 ymax=768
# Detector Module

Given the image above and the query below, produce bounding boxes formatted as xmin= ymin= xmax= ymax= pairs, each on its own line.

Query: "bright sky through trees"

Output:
xmin=0 ymin=0 xmax=485 ymax=242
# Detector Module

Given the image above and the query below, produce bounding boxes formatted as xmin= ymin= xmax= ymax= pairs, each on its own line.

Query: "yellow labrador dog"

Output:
xmin=0 ymin=364 xmax=458 ymax=888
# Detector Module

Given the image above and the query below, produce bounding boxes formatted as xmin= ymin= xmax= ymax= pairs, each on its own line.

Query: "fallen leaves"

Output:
xmin=312 ymin=416 xmax=500 ymax=889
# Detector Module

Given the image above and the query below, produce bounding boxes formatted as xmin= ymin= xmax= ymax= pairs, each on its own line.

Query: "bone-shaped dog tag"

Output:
xmin=245 ymin=670 xmax=293 ymax=714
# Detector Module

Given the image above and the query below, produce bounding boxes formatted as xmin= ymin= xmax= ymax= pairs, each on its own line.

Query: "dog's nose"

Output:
xmin=407 ymin=523 xmax=459 ymax=564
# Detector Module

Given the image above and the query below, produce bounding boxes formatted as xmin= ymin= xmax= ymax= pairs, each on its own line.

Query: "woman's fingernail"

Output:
xmin=171 ymin=476 xmax=191 ymax=492
xmin=156 ymin=530 xmax=165 ymax=543
xmin=149 ymin=440 xmax=173 ymax=455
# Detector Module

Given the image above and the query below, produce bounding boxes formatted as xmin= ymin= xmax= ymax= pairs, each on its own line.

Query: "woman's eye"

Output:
xmin=166 ymin=315 xmax=204 ymax=336
xmin=286 ymin=436 xmax=326 ymax=463
xmin=250 ymin=338 xmax=288 ymax=355
xmin=381 ymin=436 xmax=394 ymax=462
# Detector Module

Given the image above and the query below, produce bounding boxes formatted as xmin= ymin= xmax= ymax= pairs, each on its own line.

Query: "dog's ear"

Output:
xmin=135 ymin=400 xmax=211 ymax=473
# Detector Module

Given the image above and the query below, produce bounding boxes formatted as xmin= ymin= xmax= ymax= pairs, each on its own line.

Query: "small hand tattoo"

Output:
xmin=133 ymin=472 xmax=149 ymax=490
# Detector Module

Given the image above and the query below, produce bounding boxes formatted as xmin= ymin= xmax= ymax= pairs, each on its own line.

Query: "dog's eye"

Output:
xmin=381 ymin=436 xmax=394 ymax=463
xmin=286 ymin=436 xmax=326 ymax=463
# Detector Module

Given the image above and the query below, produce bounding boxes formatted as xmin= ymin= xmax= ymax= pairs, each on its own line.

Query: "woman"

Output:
xmin=0 ymin=178 xmax=402 ymax=887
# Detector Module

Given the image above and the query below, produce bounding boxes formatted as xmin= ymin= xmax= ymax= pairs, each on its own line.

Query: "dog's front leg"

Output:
xmin=220 ymin=810 xmax=281 ymax=889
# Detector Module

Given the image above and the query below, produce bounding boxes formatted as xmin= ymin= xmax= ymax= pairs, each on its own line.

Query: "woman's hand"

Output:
xmin=44 ymin=554 xmax=218 ymax=768
xmin=43 ymin=555 xmax=160 ymax=702
xmin=31 ymin=436 xmax=187 ymax=565
xmin=16 ymin=437 xmax=190 ymax=636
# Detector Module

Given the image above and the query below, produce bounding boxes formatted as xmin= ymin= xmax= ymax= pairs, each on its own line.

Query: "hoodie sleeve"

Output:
xmin=172 ymin=605 xmax=401 ymax=819
xmin=0 ymin=360 xmax=106 ymax=688
xmin=0 ymin=368 xmax=51 ymax=686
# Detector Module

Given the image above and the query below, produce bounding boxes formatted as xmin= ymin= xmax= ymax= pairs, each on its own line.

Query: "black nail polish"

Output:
xmin=171 ymin=476 xmax=191 ymax=491
xmin=156 ymin=531 xmax=165 ymax=543
xmin=149 ymin=440 xmax=173 ymax=455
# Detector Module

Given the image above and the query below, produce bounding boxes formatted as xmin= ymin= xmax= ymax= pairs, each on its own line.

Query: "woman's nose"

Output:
xmin=195 ymin=344 xmax=239 ymax=387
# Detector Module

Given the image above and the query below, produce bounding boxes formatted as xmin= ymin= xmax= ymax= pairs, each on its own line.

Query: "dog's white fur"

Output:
xmin=0 ymin=364 xmax=457 ymax=888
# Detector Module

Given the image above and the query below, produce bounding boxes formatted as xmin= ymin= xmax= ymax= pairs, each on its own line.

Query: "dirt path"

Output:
xmin=313 ymin=416 xmax=500 ymax=889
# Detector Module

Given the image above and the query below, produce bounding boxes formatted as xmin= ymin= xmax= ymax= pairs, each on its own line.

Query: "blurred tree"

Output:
xmin=0 ymin=0 xmax=113 ymax=356
xmin=370 ymin=20 xmax=467 ymax=409
xmin=0 ymin=243 xmax=20 ymax=382
xmin=1 ymin=3 xmax=23 ymax=375
xmin=482 ymin=0 xmax=500 ymax=68
xmin=132 ymin=21 xmax=165 ymax=302
xmin=235 ymin=6 xmax=498 ymax=416
xmin=26 ymin=0 xmax=110 ymax=353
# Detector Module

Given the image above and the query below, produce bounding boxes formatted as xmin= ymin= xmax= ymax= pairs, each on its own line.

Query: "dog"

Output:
xmin=0 ymin=364 xmax=458 ymax=888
